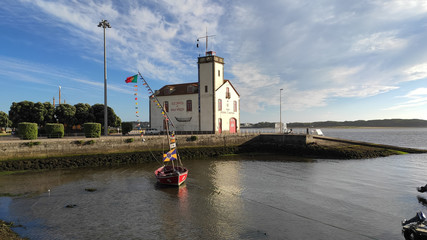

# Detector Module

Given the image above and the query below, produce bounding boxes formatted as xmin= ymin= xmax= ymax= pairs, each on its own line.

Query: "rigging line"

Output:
xmin=137 ymin=72 xmax=175 ymax=128
xmin=216 ymin=187 xmax=378 ymax=240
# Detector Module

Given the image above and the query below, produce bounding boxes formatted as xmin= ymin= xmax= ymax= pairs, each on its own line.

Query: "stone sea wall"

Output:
xmin=0 ymin=133 xmax=425 ymax=172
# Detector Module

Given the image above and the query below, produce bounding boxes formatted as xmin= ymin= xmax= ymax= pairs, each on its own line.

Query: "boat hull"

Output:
xmin=155 ymin=166 xmax=188 ymax=186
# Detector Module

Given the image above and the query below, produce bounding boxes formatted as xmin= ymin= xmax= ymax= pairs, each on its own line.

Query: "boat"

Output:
xmin=137 ymin=72 xmax=189 ymax=186
xmin=154 ymin=141 xmax=188 ymax=186
xmin=402 ymin=211 xmax=427 ymax=240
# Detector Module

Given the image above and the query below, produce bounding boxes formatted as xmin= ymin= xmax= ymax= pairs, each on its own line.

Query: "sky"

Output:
xmin=1 ymin=0 xmax=427 ymax=124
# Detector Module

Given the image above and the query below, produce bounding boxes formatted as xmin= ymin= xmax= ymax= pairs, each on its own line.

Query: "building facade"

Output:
xmin=149 ymin=52 xmax=240 ymax=134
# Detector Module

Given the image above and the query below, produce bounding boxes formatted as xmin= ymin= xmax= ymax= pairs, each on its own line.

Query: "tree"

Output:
xmin=43 ymin=102 xmax=56 ymax=124
xmin=0 ymin=111 xmax=12 ymax=129
xmin=74 ymin=103 xmax=93 ymax=126
xmin=91 ymin=104 xmax=121 ymax=128
xmin=33 ymin=102 xmax=47 ymax=126
xmin=9 ymin=101 xmax=35 ymax=127
xmin=55 ymin=104 xmax=76 ymax=129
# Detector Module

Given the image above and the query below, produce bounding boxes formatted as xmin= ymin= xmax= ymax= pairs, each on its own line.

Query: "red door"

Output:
xmin=218 ymin=118 xmax=222 ymax=134
xmin=229 ymin=118 xmax=236 ymax=133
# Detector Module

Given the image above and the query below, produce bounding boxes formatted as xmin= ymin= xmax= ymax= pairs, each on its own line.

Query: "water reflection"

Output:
xmin=0 ymin=154 xmax=427 ymax=239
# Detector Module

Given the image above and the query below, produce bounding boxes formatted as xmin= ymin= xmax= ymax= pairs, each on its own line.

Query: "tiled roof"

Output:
xmin=155 ymin=82 xmax=199 ymax=96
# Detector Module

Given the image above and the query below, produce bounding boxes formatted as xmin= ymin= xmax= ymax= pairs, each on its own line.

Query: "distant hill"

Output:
xmin=287 ymin=119 xmax=427 ymax=128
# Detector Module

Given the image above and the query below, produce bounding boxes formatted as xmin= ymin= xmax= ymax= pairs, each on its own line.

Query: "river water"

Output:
xmin=1 ymin=128 xmax=427 ymax=239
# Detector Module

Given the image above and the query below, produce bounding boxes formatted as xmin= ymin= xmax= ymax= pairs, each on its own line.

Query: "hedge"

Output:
xmin=18 ymin=122 xmax=38 ymax=140
xmin=84 ymin=122 xmax=101 ymax=138
xmin=45 ymin=123 xmax=64 ymax=138
xmin=121 ymin=122 xmax=133 ymax=135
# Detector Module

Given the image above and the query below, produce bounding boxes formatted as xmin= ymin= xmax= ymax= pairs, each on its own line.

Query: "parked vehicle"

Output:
xmin=145 ymin=128 xmax=160 ymax=135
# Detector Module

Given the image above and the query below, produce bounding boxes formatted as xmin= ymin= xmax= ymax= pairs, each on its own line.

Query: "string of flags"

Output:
xmin=124 ymin=74 xmax=143 ymax=136
xmin=137 ymin=72 xmax=175 ymax=128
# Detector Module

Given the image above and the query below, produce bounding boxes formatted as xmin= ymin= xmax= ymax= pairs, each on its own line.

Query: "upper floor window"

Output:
xmin=226 ymin=87 xmax=231 ymax=99
xmin=164 ymin=101 xmax=169 ymax=112
xmin=187 ymin=100 xmax=192 ymax=112
xmin=218 ymin=99 xmax=222 ymax=111
xmin=218 ymin=70 xmax=221 ymax=77
xmin=233 ymin=101 xmax=237 ymax=112
xmin=205 ymin=85 xmax=208 ymax=93
xmin=187 ymin=85 xmax=194 ymax=93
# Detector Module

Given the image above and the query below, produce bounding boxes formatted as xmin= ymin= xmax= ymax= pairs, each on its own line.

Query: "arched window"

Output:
xmin=233 ymin=101 xmax=237 ymax=112
xmin=164 ymin=101 xmax=169 ymax=112
xmin=218 ymin=99 xmax=222 ymax=111
xmin=226 ymin=87 xmax=230 ymax=99
xmin=187 ymin=100 xmax=192 ymax=112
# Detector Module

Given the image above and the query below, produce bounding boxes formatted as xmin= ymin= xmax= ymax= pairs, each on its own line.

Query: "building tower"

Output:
xmin=198 ymin=51 xmax=224 ymax=132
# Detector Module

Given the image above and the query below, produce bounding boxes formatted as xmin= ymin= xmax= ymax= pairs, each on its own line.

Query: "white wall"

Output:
xmin=150 ymin=94 xmax=199 ymax=131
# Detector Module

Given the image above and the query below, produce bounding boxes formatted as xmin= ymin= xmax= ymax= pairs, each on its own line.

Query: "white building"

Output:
xmin=150 ymin=51 xmax=240 ymax=134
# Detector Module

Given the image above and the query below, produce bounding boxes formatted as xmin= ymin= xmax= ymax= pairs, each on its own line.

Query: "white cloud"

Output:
xmin=351 ymin=31 xmax=406 ymax=53
xmin=404 ymin=63 xmax=427 ymax=81
xmin=386 ymin=88 xmax=427 ymax=110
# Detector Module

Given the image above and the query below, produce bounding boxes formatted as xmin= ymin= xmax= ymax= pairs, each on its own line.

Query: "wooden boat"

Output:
xmin=138 ymin=72 xmax=189 ymax=186
xmin=155 ymin=165 xmax=188 ymax=186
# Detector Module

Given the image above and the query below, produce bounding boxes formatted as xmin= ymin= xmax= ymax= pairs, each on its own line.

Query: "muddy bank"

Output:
xmin=0 ymin=220 xmax=26 ymax=240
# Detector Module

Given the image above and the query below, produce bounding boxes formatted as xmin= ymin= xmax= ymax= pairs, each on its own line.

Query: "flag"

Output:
xmin=163 ymin=149 xmax=177 ymax=162
xmin=125 ymin=75 xmax=138 ymax=83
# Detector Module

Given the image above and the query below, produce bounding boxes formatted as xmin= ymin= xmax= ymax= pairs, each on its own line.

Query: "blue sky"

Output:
xmin=1 ymin=0 xmax=427 ymax=124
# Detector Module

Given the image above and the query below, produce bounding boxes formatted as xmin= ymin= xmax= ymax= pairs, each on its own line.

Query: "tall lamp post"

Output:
xmin=280 ymin=88 xmax=283 ymax=133
xmin=98 ymin=19 xmax=111 ymax=136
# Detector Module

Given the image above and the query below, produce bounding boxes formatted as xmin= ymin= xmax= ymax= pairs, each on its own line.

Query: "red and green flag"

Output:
xmin=125 ymin=74 xmax=138 ymax=83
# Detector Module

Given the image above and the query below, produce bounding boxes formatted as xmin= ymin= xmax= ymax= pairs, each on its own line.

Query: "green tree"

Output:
xmin=91 ymin=104 xmax=121 ymax=128
xmin=74 ymin=103 xmax=93 ymax=126
xmin=0 ymin=111 xmax=12 ymax=129
xmin=43 ymin=102 xmax=56 ymax=124
xmin=55 ymin=104 xmax=76 ymax=129
xmin=33 ymin=102 xmax=47 ymax=126
xmin=9 ymin=101 xmax=35 ymax=127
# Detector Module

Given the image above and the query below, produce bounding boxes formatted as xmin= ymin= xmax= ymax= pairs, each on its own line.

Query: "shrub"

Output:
xmin=84 ymin=122 xmax=101 ymax=138
xmin=85 ymin=140 xmax=96 ymax=145
xmin=190 ymin=135 xmax=198 ymax=141
xmin=45 ymin=123 xmax=64 ymax=138
xmin=18 ymin=122 xmax=38 ymax=140
xmin=125 ymin=138 xmax=134 ymax=143
xmin=22 ymin=141 xmax=41 ymax=147
xmin=121 ymin=122 xmax=133 ymax=135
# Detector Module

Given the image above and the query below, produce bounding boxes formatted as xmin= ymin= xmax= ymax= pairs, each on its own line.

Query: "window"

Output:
xmin=187 ymin=85 xmax=194 ymax=93
xmin=205 ymin=85 xmax=208 ymax=93
xmin=218 ymin=70 xmax=221 ymax=77
xmin=187 ymin=100 xmax=192 ymax=112
xmin=218 ymin=99 xmax=222 ymax=111
xmin=164 ymin=101 xmax=169 ymax=112
xmin=226 ymin=87 xmax=230 ymax=99
xmin=233 ymin=101 xmax=237 ymax=112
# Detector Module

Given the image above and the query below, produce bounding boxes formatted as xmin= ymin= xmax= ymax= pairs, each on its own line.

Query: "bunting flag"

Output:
xmin=163 ymin=149 xmax=177 ymax=162
xmin=125 ymin=75 xmax=138 ymax=83
xmin=125 ymin=73 xmax=144 ymax=136
xmin=138 ymin=72 xmax=175 ymax=129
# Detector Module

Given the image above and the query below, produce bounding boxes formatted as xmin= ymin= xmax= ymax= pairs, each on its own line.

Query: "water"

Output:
xmin=0 ymin=128 xmax=427 ymax=239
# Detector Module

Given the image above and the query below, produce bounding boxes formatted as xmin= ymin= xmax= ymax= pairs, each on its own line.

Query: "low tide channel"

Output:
xmin=1 ymin=152 xmax=427 ymax=239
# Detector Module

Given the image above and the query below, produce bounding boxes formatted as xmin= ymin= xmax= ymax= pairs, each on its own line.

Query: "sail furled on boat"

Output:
xmin=163 ymin=149 xmax=177 ymax=162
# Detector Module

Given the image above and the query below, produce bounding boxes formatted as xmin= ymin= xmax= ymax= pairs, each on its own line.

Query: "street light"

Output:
xmin=280 ymin=88 xmax=283 ymax=133
xmin=98 ymin=19 xmax=111 ymax=136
